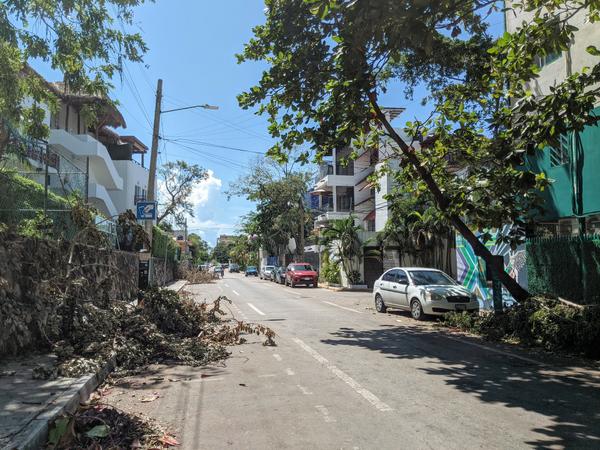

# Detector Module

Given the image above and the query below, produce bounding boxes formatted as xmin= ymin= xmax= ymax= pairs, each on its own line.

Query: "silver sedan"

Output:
xmin=373 ymin=267 xmax=479 ymax=320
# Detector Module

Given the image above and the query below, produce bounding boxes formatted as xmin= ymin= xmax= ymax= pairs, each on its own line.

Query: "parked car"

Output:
xmin=229 ymin=263 xmax=240 ymax=273
xmin=260 ymin=265 xmax=276 ymax=280
xmin=285 ymin=263 xmax=318 ymax=288
xmin=222 ymin=263 xmax=229 ymax=270
xmin=245 ymin=266 xmax=258 ymax=277
xmin=269 ymin=266 xmax=280 ymax=281
xmin=212 ymin=265 xmax=224 ymax=278
xmin=373 ymin=267 xmax=478 ymax=320
xmin=274 ymin=267 xmax=286 ymax=284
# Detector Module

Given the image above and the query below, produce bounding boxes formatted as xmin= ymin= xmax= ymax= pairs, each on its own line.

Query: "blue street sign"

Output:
xmin=136 ymin=201 xmax=157 ymax=220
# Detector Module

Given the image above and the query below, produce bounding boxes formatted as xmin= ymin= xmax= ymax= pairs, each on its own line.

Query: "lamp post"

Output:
xmin=144 ymin=78 xmax=218 ymax=247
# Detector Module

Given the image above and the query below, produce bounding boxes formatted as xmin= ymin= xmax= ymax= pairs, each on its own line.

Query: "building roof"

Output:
xmin=48 ymin=81 xmax=126 ymax=129
xmin=120 ymin=135 xmax=148 ymax=153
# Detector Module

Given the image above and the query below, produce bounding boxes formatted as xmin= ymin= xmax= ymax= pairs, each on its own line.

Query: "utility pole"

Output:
xmin=145 ymin=79 xmax=163 ymax=244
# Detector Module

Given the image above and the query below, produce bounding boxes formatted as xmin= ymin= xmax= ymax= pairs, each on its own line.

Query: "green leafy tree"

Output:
xmin=229 ymin=234 xmax=259 ymax=269
xmin=237 ymin=0 xmax=600 ymax=302
xmin=320 ymin=216 xmax=364 ymax=285
xmin=211 ymin=241 xmax=232 ymax=264
xmin=188 ymin=233 xmax=210 ymax=264
xmin=0 ymin=0 xmax=149 ymax=152
xmin=157 ymin=160 xmax=207 ymax=225
xmin=227 ymin=157 xmax=312 ymax=256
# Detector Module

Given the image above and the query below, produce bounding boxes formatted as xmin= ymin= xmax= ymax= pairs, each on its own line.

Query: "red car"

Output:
xmin=285 ymin=263 xmax=318 ymax=288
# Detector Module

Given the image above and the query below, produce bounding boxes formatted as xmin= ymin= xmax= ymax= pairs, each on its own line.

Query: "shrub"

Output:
xmin=442 ymin=297 xmax=600 ymax=359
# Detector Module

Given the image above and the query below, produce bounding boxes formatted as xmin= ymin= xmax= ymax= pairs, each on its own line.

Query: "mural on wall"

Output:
xmin=456 ymin=226 xmax=528 ymax=309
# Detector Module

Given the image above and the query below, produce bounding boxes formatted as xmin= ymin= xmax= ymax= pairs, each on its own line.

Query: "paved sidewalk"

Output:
xmin=0 ymin=354 xmax=114 ymax=450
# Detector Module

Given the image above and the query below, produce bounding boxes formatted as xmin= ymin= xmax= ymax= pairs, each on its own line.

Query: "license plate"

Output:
xmin=455 ymin=304 xmax=467 ymax=311
xmin=303 ymin=277 xmax=312 ymax=281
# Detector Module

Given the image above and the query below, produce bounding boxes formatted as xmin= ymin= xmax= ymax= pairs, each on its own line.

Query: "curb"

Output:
xmin=4 ymin=356 xmax=116 ymax=450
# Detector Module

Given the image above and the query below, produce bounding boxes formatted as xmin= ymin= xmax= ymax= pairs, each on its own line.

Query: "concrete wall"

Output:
xmin=0 ymin=234 xmax=139 ymax=356
xmin=505 ymin=4 xmax=600 ymax=98
xmin=110 ymin=160 xmax=150 ymax=214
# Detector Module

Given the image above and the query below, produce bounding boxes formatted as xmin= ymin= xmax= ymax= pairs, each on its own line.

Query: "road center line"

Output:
xmin=293 ymin=338 xmax=393 ymax=412
xmin=322 ymin=301 xmax=362 ymax=314
xmin=247 ymin=303 xmax=266 ymax=316
xmin=232 ymin=289 xmax=240 ymax=296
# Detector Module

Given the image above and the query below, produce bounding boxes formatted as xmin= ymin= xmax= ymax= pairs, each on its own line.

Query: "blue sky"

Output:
xmin=34 ymin=1 xmax=505 ymax=246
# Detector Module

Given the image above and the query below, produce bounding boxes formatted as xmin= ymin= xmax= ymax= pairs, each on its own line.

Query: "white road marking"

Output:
xmin=293 ymin=338 xmax=393 ymax=412
xmin=247 ymin=303 xmax=266 ymax=316
xmin=273 ymin=354 xmax=282 ymax=362
xmin=258 ymin=374 xmax=277 ymax=378
xmin=286 ymin=368 xmax=295 ymax=376
xmin=232 ymin=289 xmax=240 ymax=296
xmin=297 ymin=385 xmax=313 ymax=395
xmin=224 ymin=283 xmax=230 ymax=288
xmin=322 ymin=301 xmax=362 ymax=314
xmin=315 ymin=405 xmax=336 ymax=423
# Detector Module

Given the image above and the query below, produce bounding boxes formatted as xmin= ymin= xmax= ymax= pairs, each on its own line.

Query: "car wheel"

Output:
xmin=375 ymin=294 xmax=387 ymax=313
xmin=313 ymin=282 xmax=318 ymax=288
xmin=290 ymin=279 xmax=295 ymax=288
xmin=410 ymin=298 xmax=425 ymax=321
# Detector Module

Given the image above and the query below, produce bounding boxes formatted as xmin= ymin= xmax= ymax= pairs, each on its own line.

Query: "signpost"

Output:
xmin=136 ymin=201 xmax=157 ymax=221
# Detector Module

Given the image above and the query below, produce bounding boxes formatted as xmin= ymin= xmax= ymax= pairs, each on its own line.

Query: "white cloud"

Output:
xmin=191 ymin=169 xmax=222 ymax=208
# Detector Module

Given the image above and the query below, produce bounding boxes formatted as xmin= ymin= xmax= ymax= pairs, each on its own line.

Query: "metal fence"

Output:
xmin=0 ymin=123 xmax=115 ymax=244
xmin=526 ymin=234 xmax=600 ymax=304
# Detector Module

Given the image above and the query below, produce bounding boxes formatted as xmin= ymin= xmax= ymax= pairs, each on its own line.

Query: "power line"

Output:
xmin=163 ymin=138 xmax=266 ymax=156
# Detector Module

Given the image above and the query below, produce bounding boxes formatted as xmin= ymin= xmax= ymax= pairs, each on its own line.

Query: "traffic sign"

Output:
xmin=136 ymin=201 xmax=157 ymax=220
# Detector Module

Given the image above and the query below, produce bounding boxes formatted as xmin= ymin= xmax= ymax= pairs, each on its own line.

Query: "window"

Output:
xmin=535 ymin=51 xmax=561 ymax=68
xmin=550 ymin=134 xmax=571 ymax=167
xmin=291 ymin=264 xmax=313 ymax=271
xmin=382 ymin=270 xmax=396 ymax=282
xmin=408 ymin=270 xmax=456 ymax=286
xmin=395 ymin=270 xmax=409 ymax=284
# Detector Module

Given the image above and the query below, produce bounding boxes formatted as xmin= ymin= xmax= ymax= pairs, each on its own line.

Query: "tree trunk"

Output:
xmin=369 ymin=94 xmax=530 ymax=303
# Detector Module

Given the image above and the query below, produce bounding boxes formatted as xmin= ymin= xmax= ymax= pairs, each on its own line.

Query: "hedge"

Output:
xmin=526 ymin=235 xmax=600 ymax=305
xmin=152 ymin=225 xmax=179 ymax=262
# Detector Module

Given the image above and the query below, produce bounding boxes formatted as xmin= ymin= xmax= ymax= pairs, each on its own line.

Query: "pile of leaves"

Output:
xmin=46 ymin=401 xmax=176 ymax=449
xmin=179 ymin=266 xmax=216 ymax=284
xmin=442 ymin=297 xmax=600 ymax=359
xmin=55 ymin=288 xmax=275 ymax=377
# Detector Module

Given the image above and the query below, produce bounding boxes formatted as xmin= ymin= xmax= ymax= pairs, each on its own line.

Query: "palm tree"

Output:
xmin=320 ymin=216 xmax=364 ymax=285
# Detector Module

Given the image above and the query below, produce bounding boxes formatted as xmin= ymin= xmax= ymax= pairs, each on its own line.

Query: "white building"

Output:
xmin=29 ymin=80 xmax=150 ymax=218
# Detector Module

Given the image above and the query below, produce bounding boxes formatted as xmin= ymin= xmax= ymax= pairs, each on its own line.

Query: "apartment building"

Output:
xmin=27 ymin=78 xmax=151 ymax=218
xmin=505 ymin=4 xmax=600 ymax=236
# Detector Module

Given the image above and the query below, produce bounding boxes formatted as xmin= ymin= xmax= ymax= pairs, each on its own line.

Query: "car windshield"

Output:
xmin=247 ymin=266 xmax=256 ymax=270
xmin=265 ymin=266 xmax=275 ymax=270
xmin=408 ymin=270 xmax=456 ymax=286
xmin=292 ymin=264 xmax=313 ymax=271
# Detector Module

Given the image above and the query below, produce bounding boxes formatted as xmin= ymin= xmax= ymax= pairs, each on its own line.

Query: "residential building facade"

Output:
xmin=26 ymin=79 xmax=151 ymax=219
xmin=505 ymin=5 xmax=600 ymax=236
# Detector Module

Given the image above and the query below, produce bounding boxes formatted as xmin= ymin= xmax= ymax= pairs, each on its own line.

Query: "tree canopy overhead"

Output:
xmin=237 ymin=0 xmax=600 ymax=302
xmin=0 ymin=0 xmax=149 ymax=143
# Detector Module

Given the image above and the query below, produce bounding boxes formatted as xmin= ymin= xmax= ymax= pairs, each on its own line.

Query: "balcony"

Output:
xmin=88 ymin=183 xmax=118 ymax=217
xmin=49 ymin=129 xmax=124 ymax=190
xmin=315 ymin=211 xmax=351 ymax=225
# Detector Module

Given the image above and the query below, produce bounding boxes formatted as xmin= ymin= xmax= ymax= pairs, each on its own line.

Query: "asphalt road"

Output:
xmin=106 ymin=274 xmax=600 ymax=450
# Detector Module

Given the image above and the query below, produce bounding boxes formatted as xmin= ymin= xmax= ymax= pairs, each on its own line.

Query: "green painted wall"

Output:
xmin=526 ymin=107 xmax=600 ymax=220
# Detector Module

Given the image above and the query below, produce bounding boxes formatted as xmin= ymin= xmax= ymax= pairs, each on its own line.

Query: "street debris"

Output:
xmin=52 ymin=288 xmax=276 ymax=377
xmin=45 ymin=400 xmax=175 ymax=449
xmin=179 ymin=266 xmax=215 ymax=284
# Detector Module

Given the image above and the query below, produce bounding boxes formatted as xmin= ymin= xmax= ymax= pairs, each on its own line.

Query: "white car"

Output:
xmin=260 ymin=265 xmax=276 ymax=280
xmin=373 ymin=267 xmax=479 ymax=320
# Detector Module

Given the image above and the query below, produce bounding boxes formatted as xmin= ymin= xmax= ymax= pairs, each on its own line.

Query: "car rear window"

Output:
xmin=265 ymin=266 xmax=275 ymax=270
xmin=291 ymin=264 xmax=313 ymax=271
